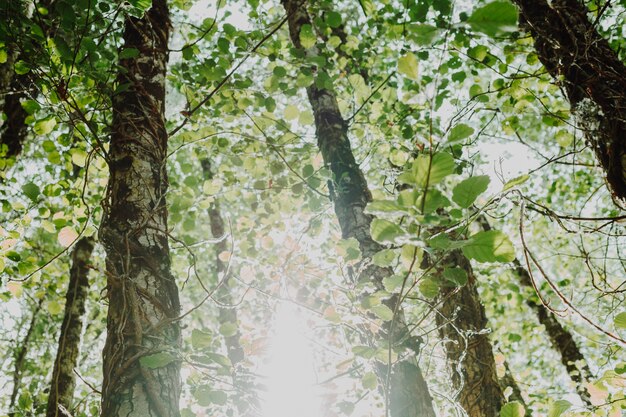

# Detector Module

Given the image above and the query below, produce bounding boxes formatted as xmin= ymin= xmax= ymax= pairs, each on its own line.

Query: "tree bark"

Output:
xmin=98 ymin=2 xmax=181 ymax=416
xmin=499 ymin=359 xmax=529 ymax=416
xmin=0 ymin=1 xmax=30 ymax=167
xmin=281 ymin=2 xmax=436 ymax=416
xmin=46 ymin=237 xmax=95 ymax=417
xmin=201 ymin=159 xmax=256 ymax=414
xmin=478 ymin=215 xmax=593 ymax=405
xmin=8 ymin=299 xmax=43 ymax=417
xmin=512 ymin=0 xmax=626 ymax=204
xmin=435 ymin=251 xmax=505 ymax=417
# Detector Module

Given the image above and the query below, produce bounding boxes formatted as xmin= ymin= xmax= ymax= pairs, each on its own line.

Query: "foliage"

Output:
xmin=1 ymin=0 xmax=625 ymax=416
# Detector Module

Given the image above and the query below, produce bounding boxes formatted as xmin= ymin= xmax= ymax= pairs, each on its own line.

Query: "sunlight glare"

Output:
xmin=262 ymin=301 xmax=321 ymax=417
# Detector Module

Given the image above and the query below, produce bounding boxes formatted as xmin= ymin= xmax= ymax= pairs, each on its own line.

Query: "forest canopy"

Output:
xmin=0 ymin=1 xmax=625 ymax=417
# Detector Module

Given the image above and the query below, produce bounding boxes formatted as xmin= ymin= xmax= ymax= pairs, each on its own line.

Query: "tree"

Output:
xmin=98 ymin=1 xmax=182 ymax=416
xmin=280 ymin=1 xmax=436 ymax=416
xmin=1 ymin=1 xmax=626 ymax=417
xmin=512 ymin=0 xmax=626 ymax=204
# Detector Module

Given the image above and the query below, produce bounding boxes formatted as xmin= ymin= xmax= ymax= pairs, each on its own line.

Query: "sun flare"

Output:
xmin=262 ymin=301 xmax=321 ymax=417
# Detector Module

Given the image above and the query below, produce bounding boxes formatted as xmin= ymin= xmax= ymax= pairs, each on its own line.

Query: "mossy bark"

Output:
xmin=99 ymin=1 xmax=181 ymax=416
xmin=46 ymin=237 xmax=95 ymax=417
xmin=513 ymin=0 xmax=626 ymax=203
xmin=435 ymin=251 xmax=505 ymax=417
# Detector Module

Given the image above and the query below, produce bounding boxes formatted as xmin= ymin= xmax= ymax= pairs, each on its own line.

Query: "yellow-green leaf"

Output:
xmin=398 ymin=52 xmax=419 ymax=80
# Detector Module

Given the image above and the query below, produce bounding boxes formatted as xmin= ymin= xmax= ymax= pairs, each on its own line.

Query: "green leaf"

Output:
xmin=468 ymin=1 xmax=518 ymax=37
xmin=14 ymin=60 xmax=30 ymax=75
xmin=337 ymin=238 xmax=361 ymax=261
xmin=119 ymin=48 xmax=140 ymax=59
xmin=419 ymin=278 xmax=439 ymax=298
xmin=448 ymin=123 xmax=475 ymax=143
xmin=500 ymin=401 xmax=525 ymax=417
xmin=403 ymin=152 xmax=456 ymax=187
xmin=443 ymin=267 xmax=468 ymax=286
xmin=140 ymin=352 xmax=176 ymax=369
xmin=503 ymin=174 xmax=530 ymax=190
xmin=21 ymin=100 xmax=41 ymax=115
xmin=33 ymin=117 xmax=57 ymax=135
xmin=22 ymin=182 xmax=40 ymax=202
xmin=452 ymin=175 xmax=490 ymax=208
xmin=614 ymin=312 xmax=626 ymax=329
xmin=370 ymin=219 xmax=404 ymax=243
xmin=71 ymin=149 xmax=88 ymax=167
xmin=361 ymin=371 xmax=377 ymax=390
xmin=191 ymin=329 xmax=212 ymax=349
xmin=326 ymin=11 xmax=342 ymax=28
xmin=398 ymin=52 xmax=419 ymax=80
xmin=0 ymin=49 xmax=6 ymax=64
xmin=194 ymin=387 xmax=228 ymax=406
xmin=547 ymin=400 xmax=571 ymax=417
xmin=47 ymin=300 xmax=62 ymax=315
xmin=372 ymin=249 xmax=396 ymax=267
xmin=299 ymin=24 xmax=316 ymax=49
xmin=365 ymin=200 xmax=405 ymax=214
xmin=462 ymin=230 xmax=515 ymax=263
xmin=383 ymin=274 xmax=405 ymax=292
xmin=284 ymin=104 xmax=299 ymax=120
xmin=370 ymin=304 xmax=394 ymax=321
xmin=219 ymin=322 xmax=238 ymax=337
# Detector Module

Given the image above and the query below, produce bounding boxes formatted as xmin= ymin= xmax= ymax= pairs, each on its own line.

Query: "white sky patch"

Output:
xmin=480 ymin=141 xmax=539 ymax=193
xmin=261 ymin=301 xmax=321 ymax=417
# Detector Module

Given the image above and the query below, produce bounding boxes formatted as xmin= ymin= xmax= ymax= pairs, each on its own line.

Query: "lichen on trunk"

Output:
xmin=46 ymin=237 xmax=95 ymax=417
xmin=435 ymin=250 xmax=504 ymax=417
xmin=98 ymin=1 xmax=181 ymax=416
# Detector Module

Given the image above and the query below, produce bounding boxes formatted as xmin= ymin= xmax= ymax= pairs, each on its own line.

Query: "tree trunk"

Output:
xmin=46 ymin=237 xmax=95 ymax=417
xmin=499 ymin=359 xmax=531 ymax=417
xmin=435 ymin=251 xmax=505 ymax=416
xmin=98 ymin=1 xmax=181 ymax=416
xmin=8 ymin=299 xmax=43 ymax=417
xmin=515 ymin=259 xmax=593 ymax=404
xmin=0 ymin=1 xmax=30 ymax=166
xmin=201 ymin=159 xmax=255 ymax=414
xmin=512 ymin=0 xmax=626 ymax=204
xmin=281 ymin=2 xmax=436 ymax=416
xmin=478 ymin=215 xmax=593 ymax=405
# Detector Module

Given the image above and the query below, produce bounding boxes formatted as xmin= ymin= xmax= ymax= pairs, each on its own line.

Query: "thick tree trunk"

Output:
xmin=281 ymin=2 xmax=436 ymax=416
xmin=0 ymin=1 xmax=30 ymax=165
xmin=435 ymin=251 xmax=505 ymax=417
xmin=479 ymin=216 xmax=593 ymax=405
xmin=512 ymin=0 xmax=626 ymax=203
xmin=98 ymin=2 xmax=181 ymax=416
xmin=46 ymin=237 xmax=95 ymax=417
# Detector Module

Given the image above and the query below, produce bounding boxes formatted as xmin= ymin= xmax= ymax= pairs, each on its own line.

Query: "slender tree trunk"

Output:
xmin=201 ymin=159 xmax=255 ymax=415
xmin=46 ymin=237 xmax=95 ymax=417
xmin=98 ymin=1 xmax=181 ymax=416
xmin=281 ymin=2 xmax=436 ymax=416
xmin=8 ymin=298 xmax=44 ymax=417
xmin=478 ymin=216 xmax=593 ymax=405
xmin=435 ymin=251 xmax=505 ymax=416
xmin=512 ymin=0 xmax=626 ymax=203
xmin=201 ymin=159 xmax=245 ymax=368
xmin=499 ymin=359 xmax=530 ymax=417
